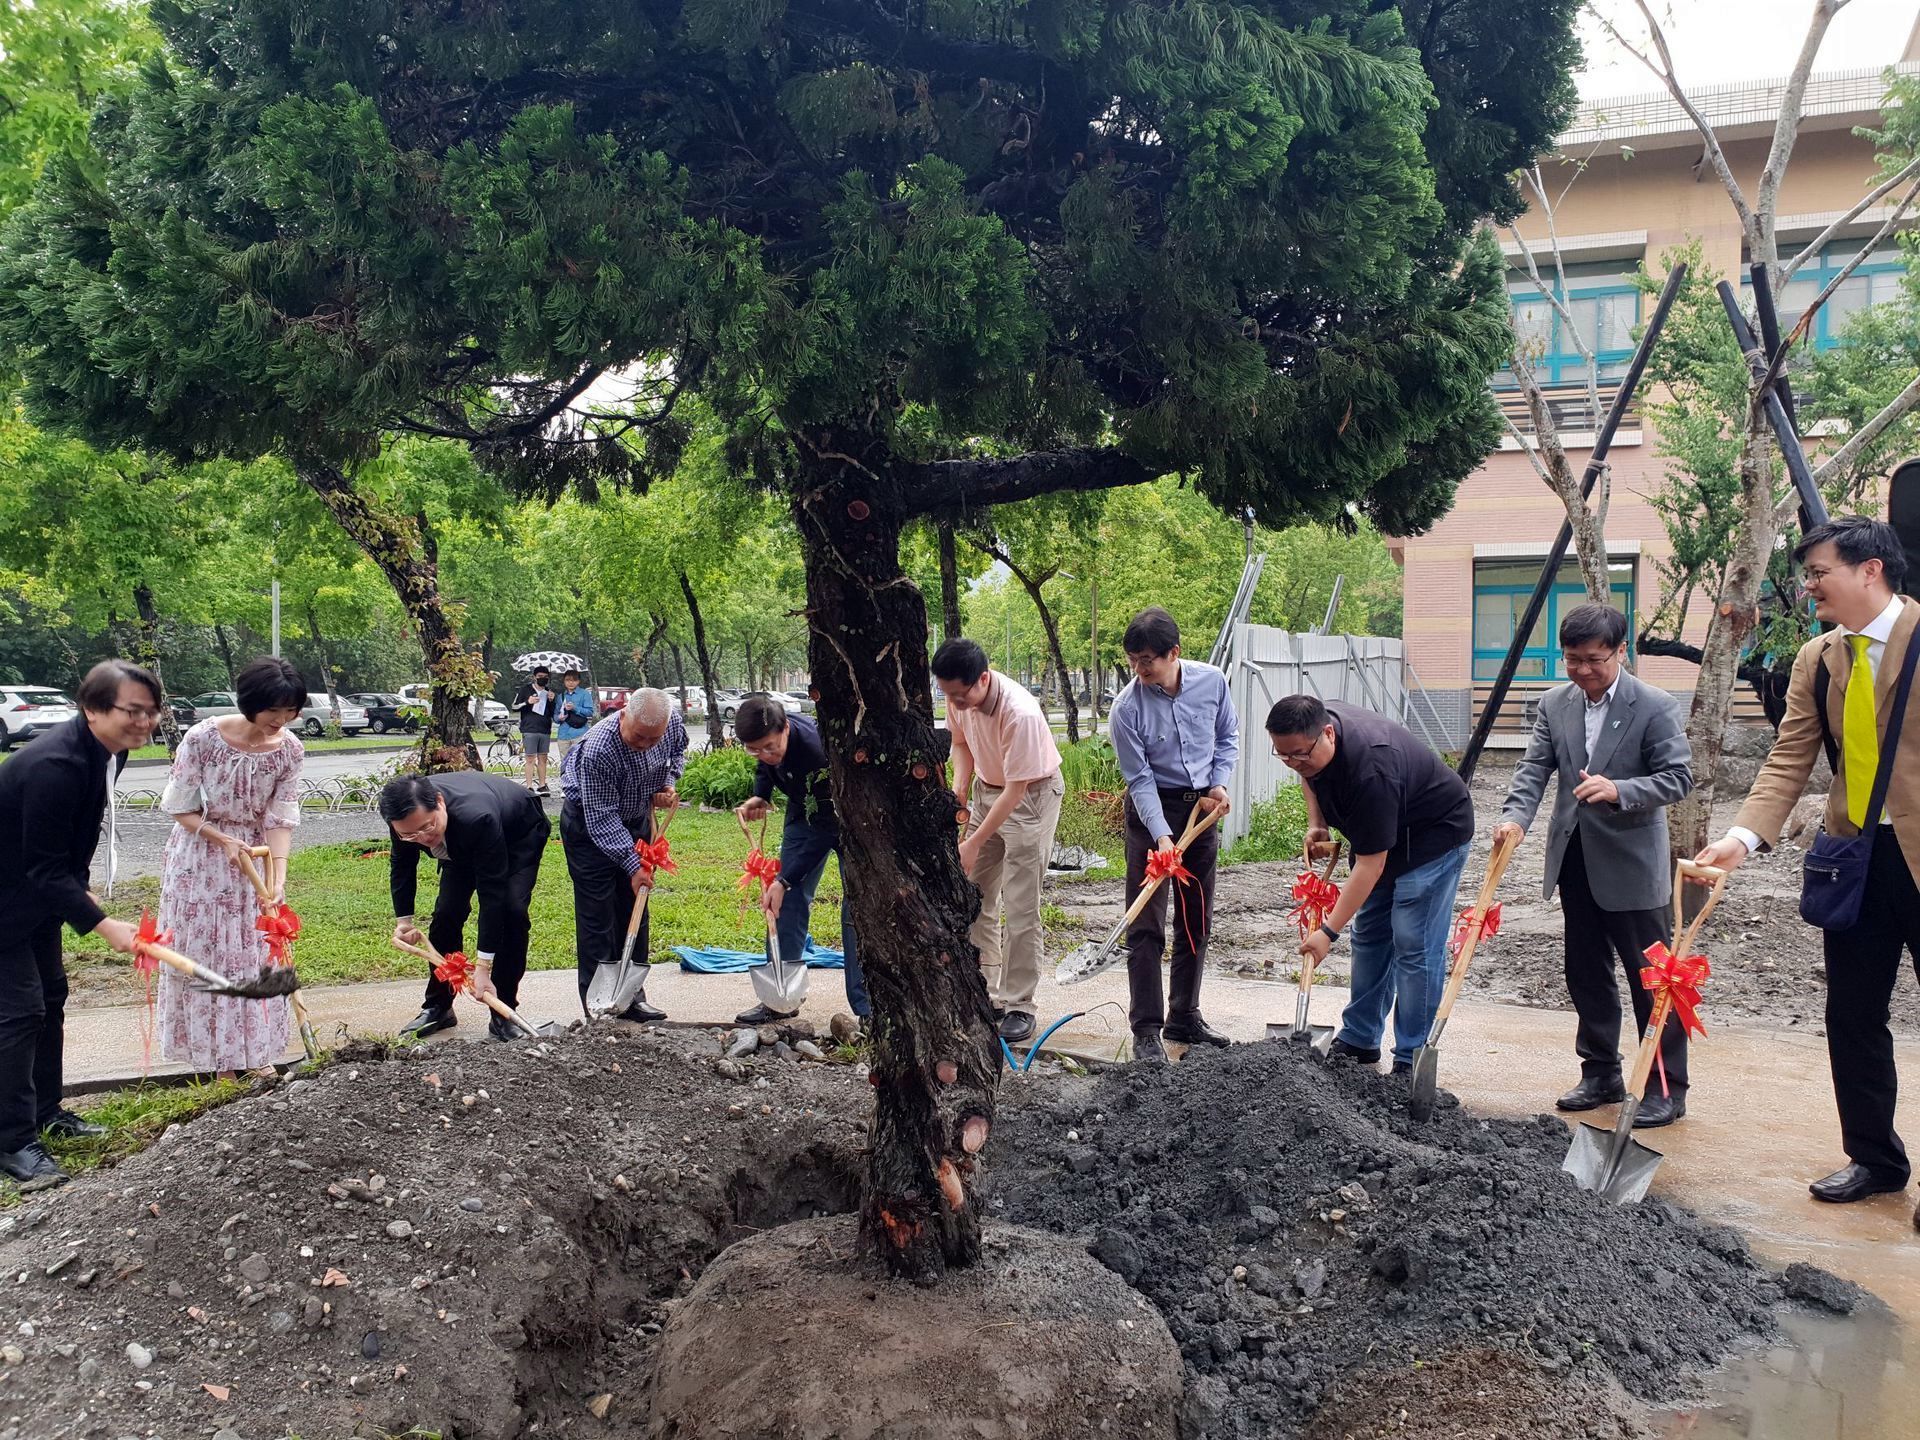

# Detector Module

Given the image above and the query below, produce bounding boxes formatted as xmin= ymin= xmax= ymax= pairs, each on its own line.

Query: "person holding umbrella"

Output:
xmin=511 ymin=663 xmax=556 ymax=796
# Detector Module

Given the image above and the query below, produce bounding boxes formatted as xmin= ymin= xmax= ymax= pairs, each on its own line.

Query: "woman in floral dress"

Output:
xmin=158 ymin=657 xmax=307 ymax=1077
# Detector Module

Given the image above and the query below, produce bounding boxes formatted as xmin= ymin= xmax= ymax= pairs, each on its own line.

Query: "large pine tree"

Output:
xmin=0 ymin=0 xmax=1578 ymax=1280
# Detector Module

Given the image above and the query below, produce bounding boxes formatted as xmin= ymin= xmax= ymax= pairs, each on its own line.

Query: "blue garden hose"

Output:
xmin=1000 ymin=1012 xmax=1083 ymax=1073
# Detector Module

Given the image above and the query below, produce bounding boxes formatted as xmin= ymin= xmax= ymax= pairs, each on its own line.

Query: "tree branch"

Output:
xmin=908 ymin=447 xmax=1155 ymax=518
xmin=1783 ymin=152 xmax=1920 ymax=283
xmin=1810 ymin=370 xmax=1920 ymax=489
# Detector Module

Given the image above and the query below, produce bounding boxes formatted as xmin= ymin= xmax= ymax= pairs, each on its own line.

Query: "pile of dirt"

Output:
xmin=0 ymin=1028 xmax=870 ymax=1440
xmin=986 ymin=1040 xmax=1859 ymax=1439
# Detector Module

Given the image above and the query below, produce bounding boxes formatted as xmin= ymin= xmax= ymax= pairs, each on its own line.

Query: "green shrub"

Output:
xmin=678 ymin=744 xmax=758 ymax=809
xmin=1224 ymin=784 xmax=1309 ymax=865
xmin=1058 ymin=736 xmax=1123 ymax=796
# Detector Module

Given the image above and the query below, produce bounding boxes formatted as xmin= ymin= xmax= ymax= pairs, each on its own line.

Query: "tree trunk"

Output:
xmin=792 ymin=439 xmax=1000 ymax=1283
xmin=668 ymin=640 xmax=689 ymax=708
xmin=130 ymin=583 xmax=182 ymax=755
xmin=1521 ymin=376 xmax=1612 ymax=603
xmin=294 ymin=459 xmax=479 ymax=767
xmin=678 ymin=570 xmax=727 ymax=750
xmin=213 ymin=622 xmax=238 ymax=686
xmin=936 ymin=519 xmax=963 ymax=641
xmin=744 ymin=639 xmax=756 ymax=694
xmin=579 ymin=619 xmax=597 ymax=707
xmin=1672 ymin=430 xmax=1778 ymax=875
xmin=306 ymin=599 xmax=344 ymax=729
xmin=480 ymin=626 xmax=495 ymax=680
xmin=637 ymin=613 xmax=670 ymax=685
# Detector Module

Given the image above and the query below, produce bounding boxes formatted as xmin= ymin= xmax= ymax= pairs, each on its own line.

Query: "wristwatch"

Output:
xmin=1319 ymin=922 xmax=1341 ymax=944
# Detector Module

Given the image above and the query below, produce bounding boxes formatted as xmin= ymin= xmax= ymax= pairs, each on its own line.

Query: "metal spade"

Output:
xmin=1408 ymin=827 xmax=1522 ymax=1121
xmin=393 ymin=936 xmax=566 ymax=1040
xmin=1563 ymin=859 xmax=1726 ymax=1202
xmin=748 ymin=912 xmax=811 ymax=1012
xmin=1056 ymin=804 xmax=1223 ymax=985
xmin=1267 ymin=840 xmax=1341 ymax=1048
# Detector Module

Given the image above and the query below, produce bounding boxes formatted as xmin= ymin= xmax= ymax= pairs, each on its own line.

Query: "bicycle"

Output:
xmin=483 ymin=729 xmax=523 ymax=772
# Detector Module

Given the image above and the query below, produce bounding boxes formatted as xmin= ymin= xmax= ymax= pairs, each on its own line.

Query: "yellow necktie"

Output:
xmin=1846 ymin=633 xmax=1879 ymax=829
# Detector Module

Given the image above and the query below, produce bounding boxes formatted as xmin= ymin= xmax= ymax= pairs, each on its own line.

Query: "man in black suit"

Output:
xmin=0 ymin=660 xmax=161 ymax=1189
xmin=379 ymin=772 xmax=551 ymax=1041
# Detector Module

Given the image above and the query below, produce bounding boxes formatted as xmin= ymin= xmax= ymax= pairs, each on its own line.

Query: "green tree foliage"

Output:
xmin=0 ymin=0 xmax=157 ymax=214
xmin=0 ymin=0 xmax=1579 ymax=1281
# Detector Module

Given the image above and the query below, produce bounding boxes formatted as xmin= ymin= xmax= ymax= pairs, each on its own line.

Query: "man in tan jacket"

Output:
xmin=1697 ymin=516 xmax=1920 ymax=1208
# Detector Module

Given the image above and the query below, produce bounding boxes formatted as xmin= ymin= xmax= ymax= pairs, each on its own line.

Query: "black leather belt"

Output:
xmin=1158 ymin=787 xmax=1204 ymax=805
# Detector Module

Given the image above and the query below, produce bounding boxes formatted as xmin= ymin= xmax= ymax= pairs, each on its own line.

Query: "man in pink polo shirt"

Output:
xmin=934 ymin=638 xmax=1065 ymax=1044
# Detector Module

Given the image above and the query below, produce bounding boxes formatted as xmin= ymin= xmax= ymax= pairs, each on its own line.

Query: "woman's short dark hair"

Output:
xmin=1123 ymin=607 xmax=1182 ymax=658
xmin=735 ymin=694 xmax=790 ymax=744
xmin=1265 ymin=694 xmax=1329 ymax=737
xmin=378 ymin=774 xmax=441 ymax=824
xmin=235 ymin=656 xmax=308 ymax=720
xmin=562 ymin=669 xmax=581 ymax=681
xmin=1793 ymin=514 xmax=1910 ymax=591
xmin=931 ymin=638 xmax=990 ymax=685
xmin=76 ymin=659 xmax=162 ymax=714
xmin=1558 ymin=603 xmax=1628 ymax=651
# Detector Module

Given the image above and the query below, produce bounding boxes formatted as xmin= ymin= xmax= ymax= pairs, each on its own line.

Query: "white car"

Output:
xmin=189 ymin=690 xmax=241 ymax=719
xmin=299 ymin=693 xmax=368 ymax=736
xmin=0 ymin=686 xmax=78 ymax=749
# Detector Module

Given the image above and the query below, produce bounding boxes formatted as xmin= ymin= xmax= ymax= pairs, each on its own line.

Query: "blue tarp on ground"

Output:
xmin=672 ymin=939 xmax=846 ymax=973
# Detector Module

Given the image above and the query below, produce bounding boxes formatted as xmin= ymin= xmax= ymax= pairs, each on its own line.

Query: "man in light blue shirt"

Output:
xmin=1108 ymin=607 xmax=1238 ymax=1061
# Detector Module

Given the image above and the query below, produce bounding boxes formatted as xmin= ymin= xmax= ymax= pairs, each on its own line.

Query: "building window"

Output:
xmin=1743 ymin=240 xmax=1906 ymax=352
xmin=1471 ymin=558 xmax=1636 ymax=682
xmin=1493 ymin=262 xmax=1644 ymax=391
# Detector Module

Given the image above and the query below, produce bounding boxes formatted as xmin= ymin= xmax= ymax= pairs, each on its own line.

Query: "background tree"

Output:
xmin=0 ymin=0 xmax=1578 ymax=1280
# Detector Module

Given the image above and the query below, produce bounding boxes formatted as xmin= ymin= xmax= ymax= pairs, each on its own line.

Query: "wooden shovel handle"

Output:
xmin=1624 ymin=860 xmax=1728 ymax=1100
xmin=142 ymin=941 xmax=236 ymax=991
xmin=1120 ymin=803 xmax=1224 ymax=927
xmin=234 ymin=849 xmax=273 ymax=905
xmin=1431 ymin=828 xmax=1524 ymax=1029
xmin=392 ymin=936 xmax=536 ymax=1036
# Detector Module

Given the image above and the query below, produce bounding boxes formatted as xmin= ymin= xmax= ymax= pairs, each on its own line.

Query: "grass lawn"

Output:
xmin=123 ymin=733 xmax=411 ymax=763
xmin=70 ymin=807 xmax=846 ymax=987
xmin=0 ymin=1076 xmax=251 ymax=1207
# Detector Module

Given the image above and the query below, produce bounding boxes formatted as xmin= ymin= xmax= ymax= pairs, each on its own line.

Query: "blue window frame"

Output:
xmin=1472 ymin=558 xmax=1636 ymax=682
xmin=1494 ymin=262 xmax=1643 ymax=391
xmin=1741 ymin=240 xmax=1905 ymax=353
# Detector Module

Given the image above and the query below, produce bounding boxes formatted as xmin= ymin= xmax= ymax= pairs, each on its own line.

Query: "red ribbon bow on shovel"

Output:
xmin=1289 ymin=872 xmax=1340 ymax=937
xmin=1448 ymin=903 xmax=1502 ymax=960
xmin=133 ymin=909 xmax=172 ymax=977
xmin=739 ymin=847 xmax=781 ymax=893
xmin=1146 ymin=848 xmax=1207 ymax=955
xmin=255 ymin=906 xmax=303 ymax=966
xmin=634 ymin=835 xmax=677 ymax=881
xmin=433 ymin=950 xmax=476 ymax=994
xmin=1639 ymin=940 xmax=1711 ymax=1096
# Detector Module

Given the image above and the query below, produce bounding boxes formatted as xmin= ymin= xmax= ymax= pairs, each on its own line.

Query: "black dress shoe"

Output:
xmin=487 ymin=1014 xmax=522 ymax=1042
xmin=1635 ymin=1091 xmax=1686 ymax=1128
xmin=1556 ymin=1075 xmax=1626 ymax=1112
xmin=735 ymin=1003 xmax=799 ymax=1026
xmin=1810 ymin=1163 xmax=1910 ymax=1203
xmin=1390 ymin=1060 xmax=1412 ymax=1076
xmin=620 ymin=999 xmax=667 ymax=1024
xmin=0 ymin=1141 xmax=67 ymax=1191
xmin=42 ymin=1109 xmax=106 ymax=1139
xmin=1132 ymin=1028 xmax=1167 ymax=1064
xmin=1327 ymin=1038 xmax=1380 ymax=1065
xmin=1162 ymin=1016 xmax=1230 ymax=1048
xmin=400 ymin=1007 xmax=456 ymax=1039
xmin=998 ymin=1011 xmax=1036 ymax=1044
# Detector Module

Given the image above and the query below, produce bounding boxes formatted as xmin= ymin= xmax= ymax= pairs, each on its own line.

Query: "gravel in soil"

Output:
xmin=1046 ymin=757 xmax=1884 ymax=1037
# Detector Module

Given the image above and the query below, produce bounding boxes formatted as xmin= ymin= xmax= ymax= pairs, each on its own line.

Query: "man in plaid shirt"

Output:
xmin=559 ymin=688 xmax=688 ymax=1020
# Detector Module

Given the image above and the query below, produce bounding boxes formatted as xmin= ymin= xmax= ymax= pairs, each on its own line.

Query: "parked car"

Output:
xmin=0 ymin=686 xmax=78 ymax=750
xmin=346 ymin=692 xmax=421 ymax=735
xmin=778 ymin=690 xmax=816 ymax=715
xmin=597 ymin=685 xmax=631 ymax=717
xmin=298 ymin=693 xmax=369 ymax=737
xmin=188 ymin=689 xmax=241 ymax=719
xmin=167 ymin=697 xmax=196 ymax=730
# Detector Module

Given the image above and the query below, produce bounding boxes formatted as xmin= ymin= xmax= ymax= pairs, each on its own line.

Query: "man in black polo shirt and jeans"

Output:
xmin=1268 ymin=695 xmax=1474 ymax=1072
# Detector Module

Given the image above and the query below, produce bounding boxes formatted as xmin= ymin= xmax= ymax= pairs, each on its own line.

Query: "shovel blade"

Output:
xmin=749 ymin=958 xmax=810 ymax=1012
xmin=1309 ymin=1025 xmax=1336 ymax=1057
xmin=1562 ymin=1121 xmax=1664 ymax=1204
xmin=1054 ymin=938 xmax=1121 ymax=986
xmin=583 ymin=960 xmax=629 ymax=1018
xmin=1406 ymin=1044 xmax=1440 ymax=1121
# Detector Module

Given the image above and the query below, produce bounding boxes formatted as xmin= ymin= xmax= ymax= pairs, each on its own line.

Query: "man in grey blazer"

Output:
xmin=1493 ymin=603 xmax=1696 ymax=1124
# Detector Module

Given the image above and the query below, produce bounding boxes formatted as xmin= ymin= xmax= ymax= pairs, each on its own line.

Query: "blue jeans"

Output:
xmin=1339 ymin=842 xmax=1471 ymax=1065
xmin=779 ymin=816 xmax=869 ymax=1018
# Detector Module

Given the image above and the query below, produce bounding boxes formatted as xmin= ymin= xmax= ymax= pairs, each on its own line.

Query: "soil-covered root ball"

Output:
xmin=647 ymin=1216 xmax=1184 ymax=1439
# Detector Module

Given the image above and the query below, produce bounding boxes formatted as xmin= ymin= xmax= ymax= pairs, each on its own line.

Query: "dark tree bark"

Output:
xmin=668 ymin=638 xmax=689 ymax=708
xmin=793 ymin=435 xmax=1001 ymax=1283
xmin=744 ymin=638 xmax=756 ymax=692
xmin=213 ymin=623 xmax=238 ymax=686
xmin=295 ymin=459 xmax=479 ymax=767
xmin=636 ymin=613 xmax=670 ymax=686
xmin=130 ymin=582 xmax=182 ymax=755
xmin=305 ymin=599 xmax=344 ymax=729
xmin=968 ymin=535 xmax=1079 ymax=745
xmin=678 ymin=570 xmax=728 ymax=750
xmin=936 ymin=519 xmax=963 ymax=641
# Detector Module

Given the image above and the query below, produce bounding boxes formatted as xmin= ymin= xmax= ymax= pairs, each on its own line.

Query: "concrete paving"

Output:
xmin=60 ymin=962 xmax=1920 ymax=1433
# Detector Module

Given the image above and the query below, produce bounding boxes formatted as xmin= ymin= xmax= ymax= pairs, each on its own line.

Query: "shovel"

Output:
xmin=134 ymin=917 xmax=301 ymax=999
xmin=1408 ymin=827 xmax=1522 ymax=1121
xmin=392 ymin=936 xmax=564 ymax=1041
xmin=738 ymin=810 xmax=809 ymax=1014
xmin=238 ymin=847 xmax=322 ymax=1061
xmin=1055 ymin=803 xmax=1224 ymax=985
xmin=585 ymin=796 xmax=679 ymax=1018
xmin=1562 ymin=859 xmax=1727 ymax=1203
xmin=1268 ymin=840 xmax=1343 ymax=1049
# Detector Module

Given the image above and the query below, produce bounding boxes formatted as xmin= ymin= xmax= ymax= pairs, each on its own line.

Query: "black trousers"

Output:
xmin=1558 ymin=830 xmax=1688 ymax=1093
xmin=1823 ymin=827 xmax=1920 ymax=1178
xmin=418 ymin=824 xmax=549 ymax=1013
xmin=1123 ymin=791 xmax=1219 ymax=1031
xmin=0 ymin=922 xmax=66 ymax=1151
xmin=560 ymin=799 xmax=652 ymax=1015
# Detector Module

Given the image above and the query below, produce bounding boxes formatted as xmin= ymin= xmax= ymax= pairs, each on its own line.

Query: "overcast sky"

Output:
xmin=1579 ymin=0 xmax=1916 ymax=98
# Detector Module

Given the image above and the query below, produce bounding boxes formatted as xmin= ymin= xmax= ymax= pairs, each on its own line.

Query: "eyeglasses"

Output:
xmin=1272 ymin=732 xmax=1326 ymax=764
xmin=1561 ymin=652 xmax=1619 ymax=671
xmin=109 ymin=705 xmax=161 ymax=722
xmin=1799 ymin=563 xmax=1857 ymax=586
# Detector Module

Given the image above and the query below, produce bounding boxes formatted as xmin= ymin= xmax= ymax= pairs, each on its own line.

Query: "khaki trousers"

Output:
xmin=968 ymin=773 xmax=1065 ymax=1016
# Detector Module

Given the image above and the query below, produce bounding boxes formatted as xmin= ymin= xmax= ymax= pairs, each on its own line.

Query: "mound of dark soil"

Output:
xmin=987 ymin=1040 xmax=1804 ymax=1439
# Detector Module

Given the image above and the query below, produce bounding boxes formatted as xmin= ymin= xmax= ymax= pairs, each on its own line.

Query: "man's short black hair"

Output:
xmin=931 ymin=637 xmax=990 ymax=685
xmin=1123 ymin=607 xmax=1181 ymax=657
xmin=234 ymin=656 xmax=308 ymax=720
xmin=1793 ymin=514 xmax=1910 ymax=591
xmin=532 ymin=666 xmax=550 ymax=679
xmin=735 ymin=694 xmax=790 ymax=744
xmin=1558 ymin=603 xmax=1628 ymax=651
xmin=378 ymin=774 xmax=441 ymax=824
xmin=76 ymin=659 xmax=162 ymax=714
xmin=1265 ymin=694 xmax=1329 ymax=737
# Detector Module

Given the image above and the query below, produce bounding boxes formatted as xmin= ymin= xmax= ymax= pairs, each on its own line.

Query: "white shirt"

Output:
xmin=1728 ymin=594 xmax=1906 ymax=853
xmin=1582 ymin=675 xmax=1621 ymax=761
